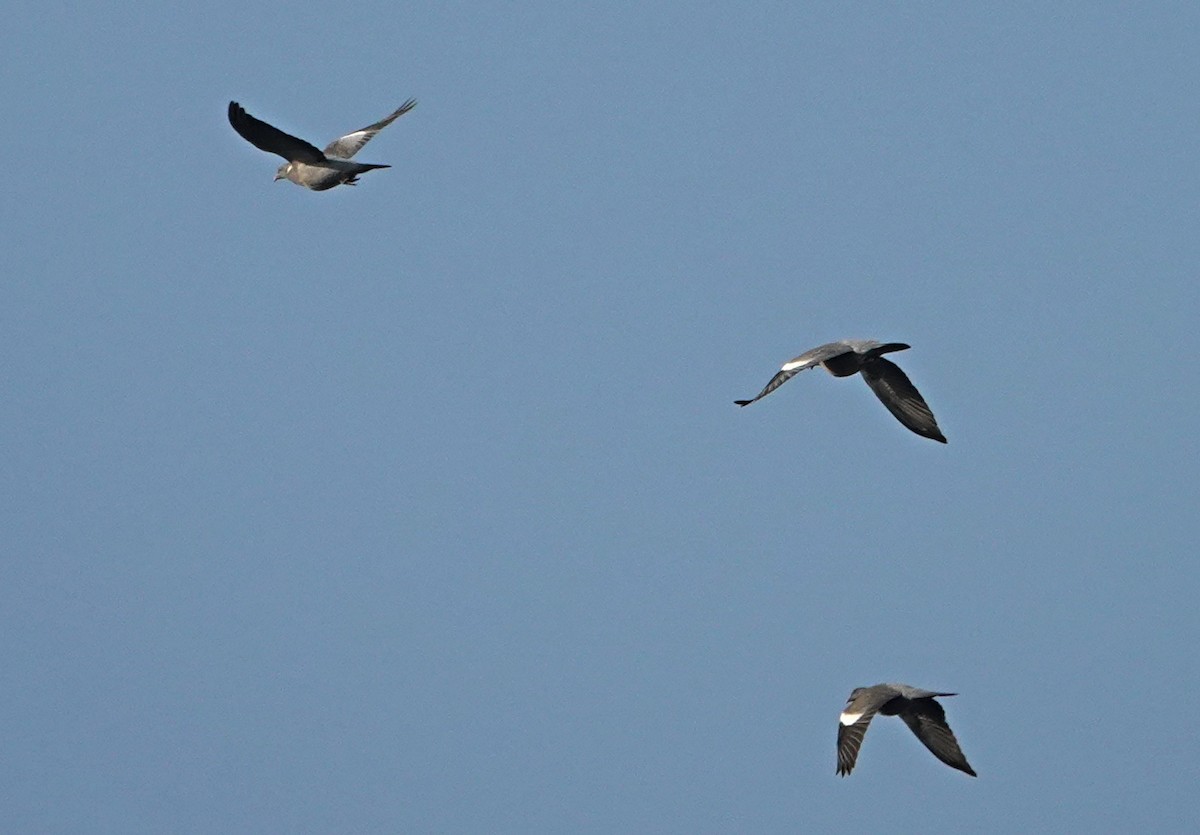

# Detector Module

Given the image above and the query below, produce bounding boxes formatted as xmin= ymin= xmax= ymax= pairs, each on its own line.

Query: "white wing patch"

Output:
xmin=328 ymin=131 xmax=369 ymax=159
xmin=781 ymin=357 xmax=816 ymax=372
xmin=839 ymin=711 xmax=864 ymax=726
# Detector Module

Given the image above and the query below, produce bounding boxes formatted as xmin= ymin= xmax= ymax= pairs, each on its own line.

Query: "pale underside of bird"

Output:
xmin=837 ymin=683 xmax=976 ymax=777
xmin=735 ymin=339 xmax=947 ymax=443
xmin=228 ymin=99 xmax=416 ymax=191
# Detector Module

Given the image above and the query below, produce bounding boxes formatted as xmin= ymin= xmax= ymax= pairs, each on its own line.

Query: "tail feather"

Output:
xmin=864 ymin=342 xmax=911 ymax=359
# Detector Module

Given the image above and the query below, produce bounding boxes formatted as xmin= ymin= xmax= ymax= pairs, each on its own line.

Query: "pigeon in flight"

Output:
xmin=837 ymin=683 xmax=976 ymax=777
xmin=735 ymin=340 xmax=946 ymax=443
xmin=228 ymin=99 xmax=416 ymax=191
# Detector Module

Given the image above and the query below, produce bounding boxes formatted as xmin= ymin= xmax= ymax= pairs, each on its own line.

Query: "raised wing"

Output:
xmin=734 ymin=342 xmax=852 ymax=407
xmin=859 ymin=358 xmax=947 ymax=443
xmin=324 ymin=99 xmax=417 ymax=159
xmin=899 ymin=698 xmax=977 ymax=776
xmin=228 ymin=102 xmax=325 ymax=164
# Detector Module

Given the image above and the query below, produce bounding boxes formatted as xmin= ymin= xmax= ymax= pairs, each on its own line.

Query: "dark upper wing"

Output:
xmin=323 ymin=99 xmax=417 ymax=159
xmin=735 ymin=368 xmax=801 ymax=406
xmin=899 ymin=698 xmax=977 ymax=776
xmin=734 ymin=343 xmax=852 ymax=407
xmin=228 ymin=102 xmax=326 ymax=164
xmin=836 ymin=711 xmax=879 ymax=776
xmin=859 ymin=358 xmax=947 ymax=443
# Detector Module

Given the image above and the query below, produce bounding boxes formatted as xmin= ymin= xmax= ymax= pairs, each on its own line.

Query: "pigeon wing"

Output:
xmin=836 ymin=687 xmax=897 ymax=776
xmin=734 ymin=343 xmax=850 ymax=407
xmin=859 ymin=357 xmax=947 ymax=443
xmin=735 ymin=368 xmax=801 ymax=406
xmin=228 ymin=102 xmax=325 ymax=164
xmin=323 ymin=99 xmax=417 ymax=159
xmin=840 ymin=700 xmax=897 ymax=777
xmin=899 ymin=699 xmax=977 ymax=776
xmin=836 ymin=713 xmax=878 ymax=776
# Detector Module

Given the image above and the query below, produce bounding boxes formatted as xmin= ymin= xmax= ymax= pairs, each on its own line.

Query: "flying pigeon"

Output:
xmin=228 ymin=99 xmax=416 ymax=190
xmin=735 ymin=340 xmax=947 ymax=443
xmin=837 ymin=683 xmax=976 ymax=776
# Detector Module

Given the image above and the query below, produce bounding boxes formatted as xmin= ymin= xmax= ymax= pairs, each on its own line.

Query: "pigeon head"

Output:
xmin=274 ymin=162 xmax=291 ymax=182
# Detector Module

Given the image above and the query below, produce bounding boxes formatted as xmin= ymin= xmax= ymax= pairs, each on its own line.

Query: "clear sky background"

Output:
xmin=3 ymin=2 xmax=1198 ymax=832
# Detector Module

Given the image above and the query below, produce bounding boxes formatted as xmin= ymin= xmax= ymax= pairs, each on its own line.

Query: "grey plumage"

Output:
xmin=228 ymin=99 xmax=416 ymax=191
xmin=735 ymin=339 xmax=947 ymax=443
xmin=837 ymin=683 xmax=976 ymax=777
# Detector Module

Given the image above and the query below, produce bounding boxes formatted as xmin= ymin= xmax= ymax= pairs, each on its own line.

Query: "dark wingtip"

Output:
xmin=920 ymin=427 xmax=948 ymax=444
xmin=734 ymin=400 xmax=751 ymax=407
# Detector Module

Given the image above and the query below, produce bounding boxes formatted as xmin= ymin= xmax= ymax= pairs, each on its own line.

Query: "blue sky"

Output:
xmin=3 ymin=2 xmax=1199 ymax=831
